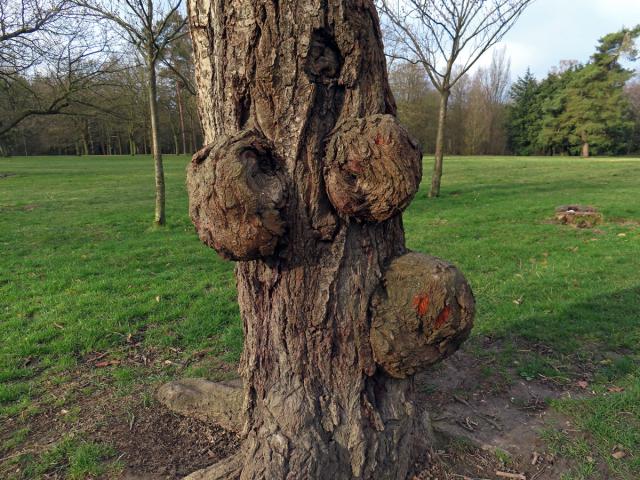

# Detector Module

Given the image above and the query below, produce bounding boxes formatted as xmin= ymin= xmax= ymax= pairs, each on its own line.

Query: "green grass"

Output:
xmin=1 ymin=154 xmax=639 ymax=478
xmin=15 ymin=437 xmax=117 ymax=479
xmin=0 ymin=155 xmax=241 ymax=414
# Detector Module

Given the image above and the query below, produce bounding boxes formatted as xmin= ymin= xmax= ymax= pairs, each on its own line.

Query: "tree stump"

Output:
xmin=555 ymin=205 xmax=603 ymax=228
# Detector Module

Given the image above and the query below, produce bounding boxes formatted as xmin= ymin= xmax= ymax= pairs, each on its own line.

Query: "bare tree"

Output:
xmin=73 ymin=0 xmax=188 ymax=226
xmin=159 ymin=12 xmax=195 ymax=155
xmin=173 ymin=0 xmax=476 ymax=478
xmin=0 ymin=3 xmax=119 ymax=138
xmin=378 ymin=0 xmax=533 ymax=196
xmin=462 ymin=47 xmax=511 ymax=154
xmin=0 ymin=0 xmax=72 ymax=73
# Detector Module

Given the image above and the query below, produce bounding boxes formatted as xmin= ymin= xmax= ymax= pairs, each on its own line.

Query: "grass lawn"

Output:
xmin=1 ymin=154 xmax=639 ymax=479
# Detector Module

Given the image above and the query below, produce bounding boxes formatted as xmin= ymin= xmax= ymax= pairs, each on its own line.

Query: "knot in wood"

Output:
xmin=187 ymin=130 xmax=287 ymax=261
xmin=324 ymin=115 xmax=422 ymax=222
xmin=370 ymin=252 xmax=475 ymax=379
xmin=304 ymin=29 xmax=342 ymax=82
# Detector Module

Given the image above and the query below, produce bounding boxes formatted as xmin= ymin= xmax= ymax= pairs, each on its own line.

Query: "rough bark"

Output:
xmin=188 ymin=131 xmax=288 ymax=261
xmin=325 ymin=114 xmax=422 ymax=222
xmin=186 ymin=1 xmax=469 ymax=479
xmin=429 ymin=89 xmax=450 ymax=198
xmin=183 ymin=453 xmax=243 ymax=480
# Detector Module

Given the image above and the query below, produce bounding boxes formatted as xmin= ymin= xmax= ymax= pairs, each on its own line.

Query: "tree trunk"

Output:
xmin=147 ymin=55 xmax=166 ymax=226
xmin=176 ymin=82 xmax=188 ymax=154
xmin=82 ymin=120 xmax=90 ymax=156
xmin=128 ymin=126 xmax=137 ymax=156
xmin=580 ymin=131 xmax=589 ymax=158
xmin=430 ymin=89 xmax=450 ymax=198
xmin=187 ymin=1 xmax=429 ymax=478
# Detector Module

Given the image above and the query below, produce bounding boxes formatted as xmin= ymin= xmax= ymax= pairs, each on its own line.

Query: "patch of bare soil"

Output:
xmin=96 ymin=406 xmax=239 ymax=479
xmin=0 ymin=346 xmax=240 ymax=480
xmin=412 ymin=444 xmax=566 ymax=480
xmin=0 ymin=340 xmax=600 ymax=480
xmin=554 ymin=205 xmax=602 ymax=228
xmin=411 ymin=345 xmax=600 ymax=479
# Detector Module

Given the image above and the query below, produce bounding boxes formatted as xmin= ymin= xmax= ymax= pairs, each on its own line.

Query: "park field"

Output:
xmin=1 ymin=154 xmax=639 ymax=479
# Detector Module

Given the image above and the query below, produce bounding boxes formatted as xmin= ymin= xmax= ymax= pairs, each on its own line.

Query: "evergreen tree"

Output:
xmin=507 ymin=68 xmax=540 ymax=155
xmin=562 ymin=27 xmax=638 ymax=156
xmin=538 ymin=26 xmax=640 ymax=156
xmin=537 ymin=67 xmax=579 ymax=155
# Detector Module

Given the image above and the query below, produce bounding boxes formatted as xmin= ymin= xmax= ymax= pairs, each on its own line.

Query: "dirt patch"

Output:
xmin=412 ymin=442 xmax=569 ymax=480
xmin=554 ymin=205 xmax=602 ymax=228
xmin=0 ymin=346 xmax=240 ymax=480
xmin=96 ymin=406 xmax=239 ymax=479
xmin=410 ymin=343 xmax=611 ymax=479
xmin=0 ymin=340 xmax=603 ymax=480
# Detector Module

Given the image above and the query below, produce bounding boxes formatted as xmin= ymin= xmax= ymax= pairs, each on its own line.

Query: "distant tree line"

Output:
xmin=2 ymin=8 xmax=638 ymax=162
xmin=390 ymin=48 xmax=511 ymax=156
xmin=390 ymin=27 xmax=640 ymax=157
xmin=0 ymin=1 xmax=201 ymax=159
xmin=0 ymin=59 xmax=201 ymax=157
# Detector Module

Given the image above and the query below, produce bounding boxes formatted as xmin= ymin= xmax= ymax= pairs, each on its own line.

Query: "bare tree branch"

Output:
xmin=377 ymin=0 xmax=534 ymax=197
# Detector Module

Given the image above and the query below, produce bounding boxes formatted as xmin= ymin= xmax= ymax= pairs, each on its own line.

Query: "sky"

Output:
xmin=478 ymin=0 xmax=640 ymax=79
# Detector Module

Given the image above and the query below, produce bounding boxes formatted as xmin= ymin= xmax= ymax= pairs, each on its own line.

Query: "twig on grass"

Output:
xmin=496 ymin=471 xmax=526 ymax=480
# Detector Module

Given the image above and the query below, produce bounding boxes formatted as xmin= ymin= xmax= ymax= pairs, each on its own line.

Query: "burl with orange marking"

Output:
xmin=412 ymin=293 xmax=430 ymax=317
xmin=435 ymin=305 xmax=451 ymax=328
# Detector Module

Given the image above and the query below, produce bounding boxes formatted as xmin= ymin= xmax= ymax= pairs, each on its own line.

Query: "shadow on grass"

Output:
xmin=502 ymin=286 xmax=640 ymax=379
xmin=444 ymin=178 xmax=618 ymax=200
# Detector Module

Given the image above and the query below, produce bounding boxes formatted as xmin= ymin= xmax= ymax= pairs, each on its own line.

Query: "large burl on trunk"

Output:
xmin=185 ymin=1 xmax=474 ymax=478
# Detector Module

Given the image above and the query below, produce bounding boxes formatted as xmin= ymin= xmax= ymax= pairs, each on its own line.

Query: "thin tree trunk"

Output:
xmin=430 ymin=89 xmax=450 ymax=198
xmin=147 ymin=55 xmax=166 ymax=226
xmin=128 ymin=125 xmax=137 ymax=156
xmin=187 ymin=0 xmax=426 ymax=478
xmin=82 ymin=120 xmax=90 ymax=156
xmin=142 ymin=128 xmax=148 ymax=154
xmin=170 ymin=119 xmax=179 ymax=154
xmin=88 ymin=120 xmax=95 ymax=154
xmin=581 ymin=132 xmax=590 ymax=158
xmin=189 ymin=110 xmax=197 ymax=153
xmin=176 ymin=82 xmax=188 ymax=154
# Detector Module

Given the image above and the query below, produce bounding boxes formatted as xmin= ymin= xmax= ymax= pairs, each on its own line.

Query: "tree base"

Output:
xmin=554 ymin=205 xmax=602 ymax=228
xmin=182 ymin=452 xmax=243 ymax=480
xmin=158 ymin=378 xmax=438 ymax=480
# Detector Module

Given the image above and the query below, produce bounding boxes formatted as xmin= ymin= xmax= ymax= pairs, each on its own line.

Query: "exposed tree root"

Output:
xmin=182 ymin=452 xmax=243 ymax=480
xmin=156 ymin=378 xmax=243 ymax=433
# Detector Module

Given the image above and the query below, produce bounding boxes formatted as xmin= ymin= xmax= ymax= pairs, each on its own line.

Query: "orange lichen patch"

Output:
xmin=412 ymin=293 xmax=430 ymax=317
xmin=435 ymin=305 xmax=451 ymax=328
